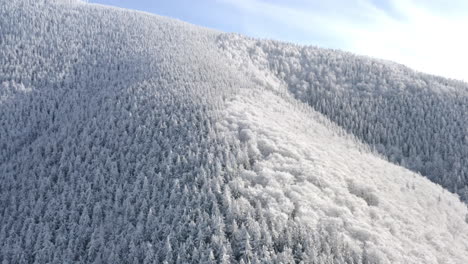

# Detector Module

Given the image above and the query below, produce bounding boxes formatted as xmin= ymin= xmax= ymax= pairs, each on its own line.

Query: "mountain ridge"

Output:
xmin=1 ymin=1 xmax=467 ymax=263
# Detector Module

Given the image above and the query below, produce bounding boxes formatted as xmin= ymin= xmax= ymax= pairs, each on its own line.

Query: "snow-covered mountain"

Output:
xmin=1 ymin=0 xmax=467 ymax=263
xmin=217 ymin=34 xmax=468 ymax=201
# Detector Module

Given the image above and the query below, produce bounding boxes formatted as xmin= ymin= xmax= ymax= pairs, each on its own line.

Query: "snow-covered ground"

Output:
xmin=219 ymin=85 xmax=468 ymax=263
xmin=0 ymin=0 xmax=467 ymax=263
xmin=218 ymin=34 xmax=468 ymax=202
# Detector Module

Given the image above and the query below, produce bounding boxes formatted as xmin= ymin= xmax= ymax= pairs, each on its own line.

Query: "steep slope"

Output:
xmin=1 ymin=1 xmax=467 ymax=263
xmin=218 ymin=35 xmax=468 ymax=201
xmin=219 ymin=85 xmax=468 ymax=264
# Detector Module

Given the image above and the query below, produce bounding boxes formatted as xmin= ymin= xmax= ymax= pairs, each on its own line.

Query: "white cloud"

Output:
xmin=218 ymin=0 xmax=468 ymax=81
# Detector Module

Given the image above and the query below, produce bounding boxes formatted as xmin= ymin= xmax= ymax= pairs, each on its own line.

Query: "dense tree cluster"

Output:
xmin=0 ymin=1 xmax=369 ymax=263
xmin=219 ymin=36 xmax=468 ymax=201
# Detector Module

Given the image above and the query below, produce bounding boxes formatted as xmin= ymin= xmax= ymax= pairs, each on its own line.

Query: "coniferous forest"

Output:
xmin=1 ymin=1 xmax=468 ymax=263
xmin=218 ymin=35 xmax=468 ymax=201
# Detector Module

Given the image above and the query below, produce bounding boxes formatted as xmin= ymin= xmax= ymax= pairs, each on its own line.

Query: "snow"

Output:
xmin=0 ymin=0 xmax=467 ymax=263
xmin=219 ymin=85 xmax=468 ymax=263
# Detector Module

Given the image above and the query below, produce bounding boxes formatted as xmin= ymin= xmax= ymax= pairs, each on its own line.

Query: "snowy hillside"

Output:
xmin=218 ymin=35 xmax=468 ymax=201
xmin=1 ymin=0 xmax=467 ymax=263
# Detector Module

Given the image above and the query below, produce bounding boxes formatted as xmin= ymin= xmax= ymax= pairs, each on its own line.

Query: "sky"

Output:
xmin=88 ymin=0 xmax=468 ymax=81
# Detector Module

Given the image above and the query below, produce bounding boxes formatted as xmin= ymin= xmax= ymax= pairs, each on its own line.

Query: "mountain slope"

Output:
xmin=1 ymin=1 xmax=467 ymax=263
xmin=218 ymin=35 xmax=468 ymax=201
xmin=220 ymin=84 xmax=468 ymax=264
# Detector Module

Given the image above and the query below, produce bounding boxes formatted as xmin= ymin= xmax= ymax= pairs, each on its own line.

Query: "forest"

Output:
xmin=1 ymin=0 xmax=467 ymax=263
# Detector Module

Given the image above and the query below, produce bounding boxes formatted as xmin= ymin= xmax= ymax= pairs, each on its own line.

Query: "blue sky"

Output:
xmin=88 ymin=0 xmax=467 ymax=81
